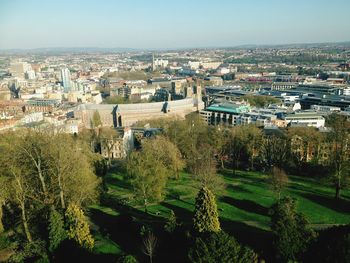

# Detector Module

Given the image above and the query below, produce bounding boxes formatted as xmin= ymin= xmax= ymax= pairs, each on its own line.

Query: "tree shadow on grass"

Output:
xmin=158 ymin=199 xmax=275 ymax=262
xmin=299 ymin=192 xmax=350 ymax=214
xmin=287 ymin=182 xmax=333 ymax=197
xmin=90 ymin=208 xmax=141 ymax=257
xmin=161 ymin=201 xmax=193 ymax=223
xmin=52 ymin=240 xmax=117 ymax=263
xmin=221 ymin=219 xmax=274 ymax=262
xmin=227 ymin=184 xmax=252 ymax=194
xmin=220 ymin=196 xmax=270 ymax=216
xmin=91 ymin=200 xmax=196 ymax=263
xmin=89 ymin=200 xmax=166 ymax=262
xmin=105 ymin=175 xmax=132 ymax=190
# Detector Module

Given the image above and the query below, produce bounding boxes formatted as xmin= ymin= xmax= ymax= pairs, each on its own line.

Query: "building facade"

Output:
xmin=74 ymin=91 xmax=203 ymax=128
xmin=61 ymin=68 xmax=72 ymax=92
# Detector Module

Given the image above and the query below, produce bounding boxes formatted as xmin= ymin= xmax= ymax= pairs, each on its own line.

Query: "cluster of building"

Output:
xmin=0 ymin=45 xmax=349 ymax=160
xmin=200 ymin=80 xmax=350 ymax=130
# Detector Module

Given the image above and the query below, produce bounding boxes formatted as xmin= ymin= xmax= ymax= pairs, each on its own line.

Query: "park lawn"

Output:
xmin=103 ymin=169 xmax=350 ymax=230
xmin=89 ymin=205 xmax=122 ymax=256
xmin=93 ymin=232 xmax=122 ymax=255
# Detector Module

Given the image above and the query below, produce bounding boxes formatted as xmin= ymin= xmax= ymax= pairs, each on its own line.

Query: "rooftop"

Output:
xmin=206 ymin=102 xmax=251 ymax=114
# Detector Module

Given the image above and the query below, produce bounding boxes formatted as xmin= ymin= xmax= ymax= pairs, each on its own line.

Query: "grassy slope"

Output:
xmin=92 ymin=169 xmax=350 ymax=255
xmin=107 ymin=170 xmax=350 ymax=227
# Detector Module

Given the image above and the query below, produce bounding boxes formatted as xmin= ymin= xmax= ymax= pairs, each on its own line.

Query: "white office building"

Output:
xmin=61 ymin=68 xmax=72 ymax=92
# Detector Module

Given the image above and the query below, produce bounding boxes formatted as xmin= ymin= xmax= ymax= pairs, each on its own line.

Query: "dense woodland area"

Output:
xmin=0 ymin=112 xmax=349 ymax=262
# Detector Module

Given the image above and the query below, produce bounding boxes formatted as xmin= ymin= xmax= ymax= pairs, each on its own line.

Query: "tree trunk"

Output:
xmin=0 ymin=202 xmax=3 ymax=233
xmin=250 ymin=157 xmax=254 ymax=171
xmin=335 ymin=181 xmax=341 ymax=199
xmin=144 ymin=199 xmax=148 ymax=214
xmin=22 ymin=147 xmax=47 ymax=194
xmin=20 ymin=202 xmax=32 ymax=242
xmin=37 ymin=165 xmax=47 ymax=194
xmin=58 ymin=175 xmax=66 ymax=209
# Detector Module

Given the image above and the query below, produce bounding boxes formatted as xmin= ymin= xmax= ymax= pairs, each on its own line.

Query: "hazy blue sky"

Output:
xmin=0 ymin=0 xmax=349 ymax=49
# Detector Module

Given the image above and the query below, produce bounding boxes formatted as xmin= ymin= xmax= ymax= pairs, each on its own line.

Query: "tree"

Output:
xmin=207 ymin=126 xmax=229 ymax=169
xmin=126 ymin=150 xmax=167 ymax=213
xmin=65 ymin=203 xmax=94 ymax=250
xmin=0 ymin=131 xmax=100 ymax=211
xmin=9 ymin=240 xmax=48 ymax=263
xmin=269 ymin=166 xmax=288 ymax=199
xmin=187 ymin=145 xmax=225 ymax=195
xmin=0 ymin=130 xmax=100 ymax=259
xmin=142 ymin=232 xmax=157 ymax=263
xmin=188 ymin=231 xmax=258 ymax=263
xmin=270 ymin=197 xmax=316 ymax=262
xmin=47 ymin=133 xmax=100 ymax=209
xmin=193 ymin=187 xmax=221 ymax=233
xmin=243 ymin=94 xmax=281 ymax=107
xmin=304 ymin=225 xmax=350 ymax=263
xmin=165 ymin=114 xmax=209 ymax=163
xmin=0 ymin=203 xmax=3 ymax=234
xmin=164 ymin=210 xmax=178 ymax=233
xmin=48 ymin=209 xmax=67 ymax=252
xmin=287 ymin=127 xmax=326 ymax=174
xmin=225 ymin=125 xmax=263 ymax=172
xmin=91 ymin=110 xmax=102 ymax=128
xmin=245 ymin=125 xmax=263 ymax=170
xmin=98 ymin=127 xmax=120 ymax=167
xmin=141 ymin=136 xmax=185 ymax=179
xmin=0 ymin=163 xmax=34 ymax=243
xmin=9 ymin=168 xmax=33 ymax=243
xmin=261 ymin=135 xmax=289 ymax=169
xmin=118 ymin=255 xmax=138 ymax=263
xmin=0 ymin=177 xmax=7 ymax=233
xmin=226 ymin=126 xmax=248 ymax=173
xmin=327 ymin=114 xmax=350 ymax=199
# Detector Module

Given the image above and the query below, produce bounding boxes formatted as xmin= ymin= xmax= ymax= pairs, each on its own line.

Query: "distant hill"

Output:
xmin=222 ymin=41 xmax=350 ymax=50
xmin=0 ymin=41 xmax=350 ymax=54
xmin=0 ymin=47 xmax=140 ymax=54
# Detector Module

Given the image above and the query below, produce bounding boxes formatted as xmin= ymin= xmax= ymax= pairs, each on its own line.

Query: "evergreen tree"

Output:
xmin=164 ymin=210 xmax=177 ymax=233
xmin=48 ymin=209 xmax=67 ymax=252
xmin=270 ymin=196 xmax=316 ymax=262
xmin=193 ymin=187 xmax=221 ymax=233
xmin=188 ymin=231 xmax=258 ymax=263
xmin=118 ymin=255 xmax=138 ymax=263
xmin=65 ymin=204 xmax=94 ymax=250
xmin=305 ymin=225 xmax=350 ymax=263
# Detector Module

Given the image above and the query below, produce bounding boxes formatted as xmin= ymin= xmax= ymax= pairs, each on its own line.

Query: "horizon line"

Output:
xmin=1 ymin=40 xmax=350 ymax=52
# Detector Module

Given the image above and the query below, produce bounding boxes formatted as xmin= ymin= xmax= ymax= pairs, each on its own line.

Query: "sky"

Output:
xmin=0 ymin=0 xmax=350 ymax=49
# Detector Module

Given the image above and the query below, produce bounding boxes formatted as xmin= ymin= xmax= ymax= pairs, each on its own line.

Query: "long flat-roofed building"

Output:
xmin=284 ymin=112 xmax=325 ymax=128
xmin=74 ymin=94 xmax=203 ymax=128
xmin=200 ymin=102 xmax=251 ymax=126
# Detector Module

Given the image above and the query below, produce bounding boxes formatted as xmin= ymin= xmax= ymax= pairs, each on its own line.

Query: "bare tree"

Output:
xmin=187 ymin=144 xmax=226 ymax=195
xmin=142 ymin=232 xmax=157 ymax=263
xmin=269 ymin=166 xmax=289 ymax=200
xmin=327 ymin=113 xmax=350 ymax=199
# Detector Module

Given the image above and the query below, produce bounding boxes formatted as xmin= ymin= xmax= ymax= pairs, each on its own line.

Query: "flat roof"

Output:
xmin=206 ymin=103 xmax=250 ymax=114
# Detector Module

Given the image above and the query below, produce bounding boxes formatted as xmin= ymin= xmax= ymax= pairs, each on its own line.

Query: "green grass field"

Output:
xmin=92 ymin=169 xmax=350 ymax=256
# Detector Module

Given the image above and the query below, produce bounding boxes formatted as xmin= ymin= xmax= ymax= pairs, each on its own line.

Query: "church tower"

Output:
xmin=193 ymin=80 xmax=202 ymax=111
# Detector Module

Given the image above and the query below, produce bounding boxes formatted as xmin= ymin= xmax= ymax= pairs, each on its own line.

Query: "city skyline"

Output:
xmin=1 ymin=0 xmax=350 ymax=49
